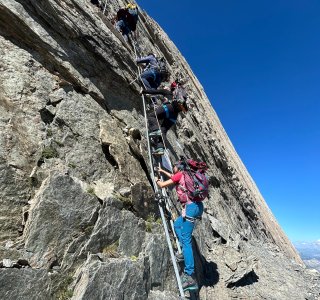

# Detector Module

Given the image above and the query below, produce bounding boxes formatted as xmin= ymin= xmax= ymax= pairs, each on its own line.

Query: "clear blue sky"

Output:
xmin=137 ymin=0 xmax=320 ymax=242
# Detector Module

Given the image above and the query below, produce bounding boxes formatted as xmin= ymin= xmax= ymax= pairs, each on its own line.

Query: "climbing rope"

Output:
xmin=132 ymin=43 xmax=185 ymax=299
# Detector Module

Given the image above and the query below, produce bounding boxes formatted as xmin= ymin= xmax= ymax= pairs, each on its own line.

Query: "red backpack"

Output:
xmin=175 ymin=159 xmax=209 ymax=203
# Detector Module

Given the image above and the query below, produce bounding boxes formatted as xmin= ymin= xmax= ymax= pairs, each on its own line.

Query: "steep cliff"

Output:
xmin=0 ymin=1 xmax=319 ymax=299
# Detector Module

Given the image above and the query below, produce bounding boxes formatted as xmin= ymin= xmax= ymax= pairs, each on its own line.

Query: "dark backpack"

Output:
xmin=128 ymin=8 xmax=138 ymax=21
xmin=176 ymin=158 xmax=209 ymax=202
xmin=157 ymin=57 xmax=170 ymax=79
xmin=127 ymin=7 xmax=138 ymax=31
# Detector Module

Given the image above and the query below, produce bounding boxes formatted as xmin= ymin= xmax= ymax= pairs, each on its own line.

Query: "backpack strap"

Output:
xmin=163 ymin=104 xmax=177 ymax=124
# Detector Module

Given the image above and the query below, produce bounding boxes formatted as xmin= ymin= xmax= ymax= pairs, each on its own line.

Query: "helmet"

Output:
xmin=127 ymin=3 xmax=136 ymax=9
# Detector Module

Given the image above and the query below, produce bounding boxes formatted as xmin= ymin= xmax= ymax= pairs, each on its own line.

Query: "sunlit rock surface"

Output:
xmin=0 ymin=0 xmax=319 ymax=299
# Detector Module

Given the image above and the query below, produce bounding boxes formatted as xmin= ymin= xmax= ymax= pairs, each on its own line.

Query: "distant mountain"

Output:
xmin=294 ymin=241 xmax=320 ymax=272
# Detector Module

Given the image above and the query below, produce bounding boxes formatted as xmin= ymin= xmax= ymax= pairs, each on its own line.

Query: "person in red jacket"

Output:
xmin=155 ymin=162 xmax=203 ymax=292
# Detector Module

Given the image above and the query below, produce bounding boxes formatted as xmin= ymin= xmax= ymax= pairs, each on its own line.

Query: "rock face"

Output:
xmin=0 ymin=0 xmax=319 ymax=299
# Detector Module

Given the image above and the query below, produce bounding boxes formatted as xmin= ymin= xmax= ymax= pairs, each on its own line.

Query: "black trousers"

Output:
xmin=91 ymin=0 xmax=100 ymax=5
xmin=147 ymin=104 xmax=176 ymax=149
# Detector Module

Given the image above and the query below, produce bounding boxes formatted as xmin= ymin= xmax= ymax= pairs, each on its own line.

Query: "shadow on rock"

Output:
xmin=193 ymin=238 xmax=219 ymax=289
xmin=227 ymin=270 xmax=259 ymax=288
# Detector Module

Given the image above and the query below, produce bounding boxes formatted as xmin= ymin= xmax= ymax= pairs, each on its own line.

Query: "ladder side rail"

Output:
xmin=133 ymin=44 xmax=185 ymax=299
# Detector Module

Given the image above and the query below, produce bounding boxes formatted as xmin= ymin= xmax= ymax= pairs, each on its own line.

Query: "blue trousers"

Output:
xmin=140 ymin=69 xmax=160 ymax=90
xmin=174 ymin=202 xmax=204 ymax=276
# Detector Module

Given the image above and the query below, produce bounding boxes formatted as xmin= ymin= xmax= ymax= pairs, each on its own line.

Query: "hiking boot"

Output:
xmin=181 ymin=274 xmax=198 ymax=291
xmin=176 ymin=253 xmax=184 ymax=262
xmin=149 ymin=129 xmax=161 ymax=137
xmin=150 ymin=97 xmax=157 ymax=105
xmin=152 ymin=147 xmax=164 ymax=156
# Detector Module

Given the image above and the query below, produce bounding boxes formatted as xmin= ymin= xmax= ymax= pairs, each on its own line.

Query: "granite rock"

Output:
xmin=0 ymin=0 xmax=319 ymax=299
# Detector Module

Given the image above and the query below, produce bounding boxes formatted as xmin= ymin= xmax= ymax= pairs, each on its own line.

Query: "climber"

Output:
xmin=126 ymin=3 xmax=139 ymax=40
xmin=115 ymin=8 xmax=130 ymax=41
xmin=115 ymin=3 xmax=139 ymax=42
xmin=148 ymin=99 xmax=187 ymax=155
xmin=171 ymin=80 xmax=188 ymax=103
xmin=136 ymin=53 xmax=169 ymax=91
xmin=142 ymin=80 xmax=188 ymax=104
xmin=155 ymin=160 xmax=205 ymax=291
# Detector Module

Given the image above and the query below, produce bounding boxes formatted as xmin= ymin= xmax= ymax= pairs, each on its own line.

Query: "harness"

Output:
xmin=163 ymin=104 xmax=177 ymax=124
xmin=184 ymin=215 xmax=202 ymax=223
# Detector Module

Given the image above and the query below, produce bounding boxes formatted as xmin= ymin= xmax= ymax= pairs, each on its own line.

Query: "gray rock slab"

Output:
xmin=23 ymin=173 xmax=100 ymax=268
xmin=82 ymin=200 xmax=146 ymax=257
xmin=147 ymin=290 xmax=180 ymax=300
xmin=143 ymin=234 xmax=169 ymax=288
xmin=0 ymin=268 xmax=52 ymax=300
xmin=72 ymin=257 xmax=149 ymax=300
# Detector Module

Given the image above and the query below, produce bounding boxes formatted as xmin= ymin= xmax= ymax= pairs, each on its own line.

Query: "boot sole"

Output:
xmin=176 ymin=257 xmax=184 ymax=262
xmin=183 ymin=285 xmax=199 ymax=291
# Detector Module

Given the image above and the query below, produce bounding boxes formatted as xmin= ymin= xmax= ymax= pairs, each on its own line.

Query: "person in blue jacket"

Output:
xmin=136 ymin=53 xmax=168 ymax=90
xmin=148 ymin=99 xmax=188 ymax=155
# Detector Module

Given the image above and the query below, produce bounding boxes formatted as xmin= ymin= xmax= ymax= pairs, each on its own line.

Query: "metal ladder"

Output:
xmin=133 ymin=43 xmax=185 ymax=299
xmin=91 ymin=4 xmax=187 ymax=298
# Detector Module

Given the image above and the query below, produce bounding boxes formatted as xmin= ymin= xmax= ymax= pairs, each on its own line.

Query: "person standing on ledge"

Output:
xmin=155 ymin=162 xmax=204 ymax=291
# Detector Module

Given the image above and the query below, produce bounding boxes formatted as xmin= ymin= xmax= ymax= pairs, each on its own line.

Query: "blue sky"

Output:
xmin=137 ymin=0 xmax=320 ymax=242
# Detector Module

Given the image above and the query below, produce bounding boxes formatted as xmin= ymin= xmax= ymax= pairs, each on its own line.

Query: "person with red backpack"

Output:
xmin=155 ymin=158 xmax=208 ymax=292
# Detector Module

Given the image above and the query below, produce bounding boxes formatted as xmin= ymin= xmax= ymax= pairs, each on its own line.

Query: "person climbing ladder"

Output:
xmin=142 ymin=79 xmax=186 ymax=95
xmin=136 ymin=53 xmax=170 ymax=91
xmin=115 ymin=3 xmax=139 ymax=42
xmin=142 ymin=79 xmax=188 ymax=107
xmin=155 ymin=158 xmax=209 ymax=291
xmin=148 ymin=99 xmax=188 ymax=155
xmin=126 ymin=3 xmax=139 ymax=40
